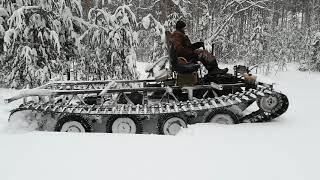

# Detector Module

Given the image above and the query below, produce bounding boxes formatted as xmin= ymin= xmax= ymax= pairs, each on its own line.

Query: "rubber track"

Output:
xmin=13 ymin=87 xmax=287 ymax=122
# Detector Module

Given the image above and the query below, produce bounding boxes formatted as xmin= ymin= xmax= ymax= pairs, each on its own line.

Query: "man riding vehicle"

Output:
xmin=171 ymin=20 xmax=228 ymax=75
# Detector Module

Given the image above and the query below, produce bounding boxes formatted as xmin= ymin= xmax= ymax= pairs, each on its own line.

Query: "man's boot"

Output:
xmin=208 ymin=67 xmax=229 ymax=75
xmin=206 ymin=60 xmax=228 ymax=75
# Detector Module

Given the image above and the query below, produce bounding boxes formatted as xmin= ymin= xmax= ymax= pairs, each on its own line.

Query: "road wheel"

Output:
xmin=55 ymin=115 xmax=91 ymax=133
xmin=158 ymin=115 xmax=187 ymax=135
xmin=205 ymin=108 xmax=239 ymax=124
xmin=106 ymin=116 xmax=143 ymax=134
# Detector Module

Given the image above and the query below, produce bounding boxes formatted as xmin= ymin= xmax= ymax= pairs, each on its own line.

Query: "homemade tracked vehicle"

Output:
xmin=5 ymin=33 xmax=289 ymax=135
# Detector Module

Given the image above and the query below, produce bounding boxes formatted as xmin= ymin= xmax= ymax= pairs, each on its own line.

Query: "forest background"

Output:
xmin=0 ymin=0 xmax=319 ymax=88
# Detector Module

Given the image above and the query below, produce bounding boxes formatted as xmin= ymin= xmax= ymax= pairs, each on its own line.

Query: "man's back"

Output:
xmin=170 ymin=30 xmax=195 ymax=60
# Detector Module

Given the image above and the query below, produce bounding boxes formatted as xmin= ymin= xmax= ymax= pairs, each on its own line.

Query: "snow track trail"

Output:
xmin=0 ymin=64 xmax=319 ymax=180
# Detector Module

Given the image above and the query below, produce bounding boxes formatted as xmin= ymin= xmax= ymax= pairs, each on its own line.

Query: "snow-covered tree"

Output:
xmin=77 ymin=3 xmax=139 ymax=80
xmin=0 ymin=0 xmax=13 ymax=82
xmin=139 ymin=14 xmax=166 ymax=63
xmin=300 ymin=32 xmax=320 ymax=71
xmin=2 ymin=0 xmax=85 ymax=88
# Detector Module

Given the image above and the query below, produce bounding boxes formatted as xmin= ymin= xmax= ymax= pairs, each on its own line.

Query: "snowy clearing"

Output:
xmin=0 ymin=64 xmax=319 ymax=180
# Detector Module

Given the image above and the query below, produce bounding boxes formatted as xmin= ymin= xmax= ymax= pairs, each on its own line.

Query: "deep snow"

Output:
xmin=0 ymin=63 xmax=319 ymax=180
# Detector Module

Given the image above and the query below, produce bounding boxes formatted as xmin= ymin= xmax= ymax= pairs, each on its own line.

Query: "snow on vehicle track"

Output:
xmin=0 ymin=64 xmax=319 ymax=180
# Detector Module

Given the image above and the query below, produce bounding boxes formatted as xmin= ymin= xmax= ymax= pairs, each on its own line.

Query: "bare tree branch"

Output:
xmin=206 ymin=0 xmax=273 ymax=43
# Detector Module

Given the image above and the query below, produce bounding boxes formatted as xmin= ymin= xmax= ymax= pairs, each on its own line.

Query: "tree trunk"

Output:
xmin=305 ymin=1 xmax=311 ymax=28
xmin=272 ymin=1 xmax=280 ymax=28
xmin=239 ymin=11 xmax=245 ymax=41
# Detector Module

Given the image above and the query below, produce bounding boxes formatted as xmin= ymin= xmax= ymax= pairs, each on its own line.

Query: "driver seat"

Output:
xmin=165 ymin=31 xmax=200 ymax=86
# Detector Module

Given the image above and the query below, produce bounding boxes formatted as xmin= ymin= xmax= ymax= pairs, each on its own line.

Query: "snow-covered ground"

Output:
xmin=0 ymin=64 xmax=319 ymax=180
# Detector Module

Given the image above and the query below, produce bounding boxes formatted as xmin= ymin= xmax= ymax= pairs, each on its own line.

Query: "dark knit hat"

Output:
xmin=176 ymin=20 xmax=186 ymax=30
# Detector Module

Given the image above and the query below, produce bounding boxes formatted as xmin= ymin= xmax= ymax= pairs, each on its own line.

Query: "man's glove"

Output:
xmin=199 ymin=42 xmax=205 ymax=49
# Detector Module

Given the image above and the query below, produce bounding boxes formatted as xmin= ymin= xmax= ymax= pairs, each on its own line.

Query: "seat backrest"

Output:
xmin=165 ymin=31 xmax=179 ymax=71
